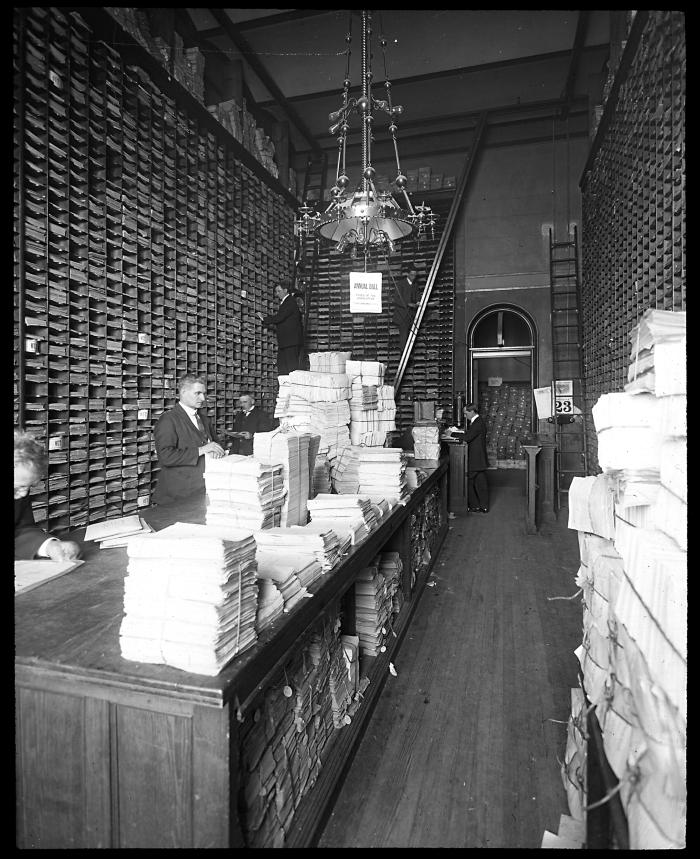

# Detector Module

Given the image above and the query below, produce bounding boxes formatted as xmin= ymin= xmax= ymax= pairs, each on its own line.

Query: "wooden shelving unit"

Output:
xmin=14 ymin=6 xmax=296 ymax=535
xmin=300 ymin=191 xmax=456 ymax=431
xmin=580 ymin=10 xmax=685 ymax=472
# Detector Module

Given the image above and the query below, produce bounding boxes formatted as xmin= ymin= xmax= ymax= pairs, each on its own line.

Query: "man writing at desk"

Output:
xmin=15 ymin=428 xmax=81 ymax=560
xmin=153 ymin=373 xmax=225 ymax=505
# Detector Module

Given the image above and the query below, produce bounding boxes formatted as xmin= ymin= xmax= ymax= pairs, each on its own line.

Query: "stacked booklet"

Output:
xmin=84 ymin=514 xmax=153 ymax=549
xmin=254 ymin=525 xmax=341 ymax=572
xmin=119 ymin=522 xmax=259 ymax=675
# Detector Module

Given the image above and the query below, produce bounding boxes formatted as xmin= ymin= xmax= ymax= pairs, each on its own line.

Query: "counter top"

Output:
xmin=15 ymin=459 xmax=447 ymax=712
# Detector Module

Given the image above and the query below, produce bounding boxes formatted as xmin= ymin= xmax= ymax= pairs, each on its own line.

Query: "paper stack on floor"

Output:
xmin=204 ymin=454 xmax=286 ymax=531
xmin=119 ymin=522 xmax=259 ymax=675
xmin=254 ymin=429 xmax=310 ymax=526
xmin=354 ymin=564 xmax=393 ymax=656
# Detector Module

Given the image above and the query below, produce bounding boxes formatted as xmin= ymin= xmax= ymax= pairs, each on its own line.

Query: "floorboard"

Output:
xmin=317 ymin=469 xmax=583 ymax=848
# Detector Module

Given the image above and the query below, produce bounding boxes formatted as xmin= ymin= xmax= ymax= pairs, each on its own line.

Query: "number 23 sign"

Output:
xmin=552 ymin=380 xmax=573 ymax=415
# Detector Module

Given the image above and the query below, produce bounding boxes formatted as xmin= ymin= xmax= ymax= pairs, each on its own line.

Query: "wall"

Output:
xmin=452 ymin=134 xmax=590 ymax=409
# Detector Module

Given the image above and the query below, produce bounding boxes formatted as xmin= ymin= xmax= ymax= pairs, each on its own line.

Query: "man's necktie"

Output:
xmin=195 ymin=411 xmax=206 ymax=436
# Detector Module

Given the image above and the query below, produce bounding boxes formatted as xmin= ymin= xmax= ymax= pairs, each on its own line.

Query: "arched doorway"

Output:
xmin=468 ymin=306 xmax=537 ymax=469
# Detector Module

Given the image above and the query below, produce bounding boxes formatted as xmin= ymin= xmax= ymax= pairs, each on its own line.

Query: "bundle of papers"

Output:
xmin=345 ymin=359 xmax=386 ymax=387
xmin=377 ymin=550 xmax=404 ymax=615
xmin=205 ymin=455 xmax=286 ymax=531
xmin=350 ymin=379 xmax=378 ymax=410
xmin=254 ymin=525 xmax=341 ymax=571
xmin=308 ymin=351 xmax=352 ymax=374
xmin=294 ymin=521 xmax=351 ymax=560
xmin=626 ymin=309 xmax=686 ymax=396
xmin=84 ymin=514 xmax=152 ymax=548
xmin=119 ymin=522 xmax=259 ymax=675
xmin=405 ymin=466 xmax=427 ymax=489
xmin=274 ymin=375 xmax=291 ymax=417
xmin=295 ymin=558 xmax=324 ymax=589
xmin=412 ymin=422 xmax=441 ymax=444
xmin=253 ymin=429 xmax=310 ymax=527
xmin=376 ymin=385 xmax=397 ymax=417
xmin=354 ymin=565 xmax=392 ymax=656
xmin=305 ymin=515 xmax=368 ymax=547
xmin=254 ymin=555 xmax=308 ymax=613
xmin=312 ymin=454 xmax=333 ymax=496
xmin=413 ymin=442 xmax=441 ymax=460
xmin=307 ymin=493 xmax=379 ymax=533
xmin=355 ymin=446 xmax=408 ymax=502
xmin=280 ymin=400 xmax=351 ymax=460
xmin=286 ymin=370 xmax=351 ymax=402
xmin=255 ymin=578 xmax=285 ymax=631
xmin=567 ymin=475 xmax=615 ymax=540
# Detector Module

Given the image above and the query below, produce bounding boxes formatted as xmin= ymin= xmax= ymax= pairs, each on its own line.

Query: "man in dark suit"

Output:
xmin=153 ymin=373 xmax=225 ymax=505
xmin=463 ymin=402 xmax=490 ymax=513
xmin=15 ymin=428 xmax=81 ymax=560
xmin=259 ymin=281 xmax=304 ymax=375
xmin=392 ymin=265 xmax=419 ymax=352
xmin=231 ymin=391 xmax=276 ymax=456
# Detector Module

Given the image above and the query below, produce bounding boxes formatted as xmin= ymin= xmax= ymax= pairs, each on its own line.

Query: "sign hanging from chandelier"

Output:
xmin=294 ymin=10 xmax=437 ymax=260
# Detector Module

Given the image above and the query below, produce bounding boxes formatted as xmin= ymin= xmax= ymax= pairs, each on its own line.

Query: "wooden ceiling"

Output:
xmin=178 ymin=9 xmax=613 ymax=168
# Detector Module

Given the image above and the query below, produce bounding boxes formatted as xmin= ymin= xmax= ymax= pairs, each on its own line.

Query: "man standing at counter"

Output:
xmin=153 ymin=373 xmax=225 ymax=505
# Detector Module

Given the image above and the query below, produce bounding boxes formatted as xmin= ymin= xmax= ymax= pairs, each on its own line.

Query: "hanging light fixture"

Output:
xmin=294 ymin=10 xmax=436 ymax=258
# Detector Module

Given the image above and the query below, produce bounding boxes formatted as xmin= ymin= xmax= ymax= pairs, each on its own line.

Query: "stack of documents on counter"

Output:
xmin=301 ymin=515 xmax=365 ymax=548
xmin=84 ymin=514 xmax=153 ymax=548
xmin=255 ymin=555 xmax=308 ymax=613
xmin=295 ymin=558 xmax=324 ymax=589
xmin=255 ymin=525 xmax=341 ymax=571
xmin=625 ymin=309 xmax=686 ymax=396
xmin=205 ymin=454 xmax=286 ymax=530
xmin=354 ymin=446 xmax=408 ymax=503
xmin=308 ymin=493 xmax=379 ymax=532
xmin=253 ymin=429 xmax=310 ymax=527
xmin=119 ymin=523 xmax=259 ymax=675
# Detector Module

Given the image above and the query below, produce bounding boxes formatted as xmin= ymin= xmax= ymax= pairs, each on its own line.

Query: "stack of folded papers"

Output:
xmin=625 ymin=309 xmax=686 ymax=395
xmin=308 ymin=493 xmax=379 ymax=533
xmin=84 ymin=514 xmax=153 ymax=549
xmin=255 ymin=578 xmax=285 ymax=631
xmin=255 ymin=555 xmax=308 ymax=613
xmin=119 ymin=522 xmax=259 ymax=675
xmin=254 ymin=525 xmax=341 ymax=572
xmin=333 ymin=446 xmax=408 ymax=503
xmin=205 ymin=454 xmax=286 ymax=531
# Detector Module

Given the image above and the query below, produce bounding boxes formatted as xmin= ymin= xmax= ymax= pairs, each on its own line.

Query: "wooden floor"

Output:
xmin=317 ymin=469 xmax=583 ymax=849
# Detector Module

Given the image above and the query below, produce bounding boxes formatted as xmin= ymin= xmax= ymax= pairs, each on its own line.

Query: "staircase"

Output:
xmin=549 ymin=226 xmax=588 ymax=508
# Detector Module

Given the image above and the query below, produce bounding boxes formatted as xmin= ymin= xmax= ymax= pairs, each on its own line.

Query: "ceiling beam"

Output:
xmin=257 ymin=43 xmax=610 ymax=109
xmin=199 ymin=9 xmax=332 ymax=39
xmin=207 ymin=8 xmax=323 ymax=157
xmin=558 ymin=11 xmax=591 ymax=119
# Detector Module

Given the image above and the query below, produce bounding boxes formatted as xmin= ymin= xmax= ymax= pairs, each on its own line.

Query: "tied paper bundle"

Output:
xmin=273 ymin=375 xmax=291 ymax=418
xmin=308 ymin=350 xmax=352 ymax=374
xmin=377 ymin=551 xmax=404 ymax=614
xmin=204 ymin=455 xmax=286 ymax=531
xmin=295 ymin=558 xmax=324 ymax=589
xmin=119 ymin=522 xmax=259 ymax=675
xmin=254 ymin=525 xmax=341 ymax=572
xmin=287 ymin=370 xmax=351 ymax=403
xmin=293 ymin=521 xmax=350 ymax=561
xmin=312 ymin=454 xmax=333 ymax=496
xmin=280 ymin=400 xmax=351 ymax=461
xmin=354 ymin=446 xmax=409 ymax=503
xmin=592 ymin=393 xmax=663 ymax=473
xmin=376 ymin=384 xmax=397 ymax=419
xmin=254 ymin=555 xmax=308 ymax=614
xmin=350 ymin=380 xmax=379 ymax=410
xmin=625 ymin=309 xmax=686 ymax=396
xmin=345 ymin=359 xmax=386 ymax=387
xmin=253 ymin=429 xmax=310 ymax=527
xmin=354 ymin=565 xmax=393 ymax=656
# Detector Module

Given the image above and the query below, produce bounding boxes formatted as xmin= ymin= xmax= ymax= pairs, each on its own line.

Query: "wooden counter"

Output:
xmin=16 ymin=459 xmax=448 ymax=848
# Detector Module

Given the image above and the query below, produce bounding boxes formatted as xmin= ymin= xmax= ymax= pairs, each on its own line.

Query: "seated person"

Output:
xmin=230 ymin=392 xmax=276 ymax=456
xmin=153 ymin=373 xmax=225 ymax=505
xmin=15 ymin=428 xmax=81 ymax=561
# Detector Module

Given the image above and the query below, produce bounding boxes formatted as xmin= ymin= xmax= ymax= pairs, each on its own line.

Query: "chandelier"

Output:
xmin=294 ymin=10 xmax=436 ymax=258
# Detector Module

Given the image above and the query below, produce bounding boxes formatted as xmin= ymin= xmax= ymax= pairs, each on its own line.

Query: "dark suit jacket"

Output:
xmin=153 ymin=403 xmax=218 ymax=505
xmin=392 ymin=276 xmax=418 ymax=329
xmin=15 ymin=494 xmax=51 ymax=560
xmin=464 ymin=415 xmax=489 ymax=471
xmin=262 ymin=295 xmax=303 ymax=349
xmin=232 ymin=407 xmax=276 ymax=456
